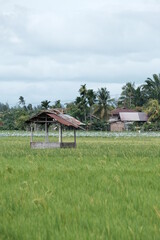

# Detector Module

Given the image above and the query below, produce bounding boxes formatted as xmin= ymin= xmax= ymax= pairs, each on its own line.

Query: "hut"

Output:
xmin=109 ymin=109 xmax=148 ymax=132
xmin=26 ymin=109 xmax=84 ymax=149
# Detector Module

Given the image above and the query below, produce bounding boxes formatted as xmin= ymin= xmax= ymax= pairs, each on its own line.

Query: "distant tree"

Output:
xmin=67 ymin=85 xmax=96 ymax=123
xmin=94 ymin=87 xmax=111 ymax=120
xmin=79 ymin=84 xmax=87 ymax=97
xmin=0 ymin=102 xmax=9 ymax=112
xmin=19 ymin=96 xmax=25 ymax=107
xmin=78 ymin=84 xmax=88 ymax=122
xmin=15 ymin=114 xmax=28 ymax=130
xmin=118 ymin=82 xmax=135 ymax=108
xmin=2 ymin=111 xmax=15 ymax=130
xmin=27 ymin=104 xmax=33 ymax=111
xmin=41 ymin=100 xmax=51 ymax=109
xmin=74 ymin=96 xmax=87 ymax=122
xmin=66 ymin=102 xmax=83 ymax=120
xmin=144 ymin=99 xmax=160 ymax=122
xmin=52 ymin=100 xmax=62 ymax=109
xmin=86 ymin=89 xmax=97 ymax=123
xmin=142 ymin=74 xmax=160 ymax=103
xmin=134 ymin=86 xmax=145 ymax=107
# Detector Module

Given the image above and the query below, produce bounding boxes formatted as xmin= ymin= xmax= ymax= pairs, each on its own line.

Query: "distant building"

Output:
xmin=109 ymin=108 xmax=148 ymax=132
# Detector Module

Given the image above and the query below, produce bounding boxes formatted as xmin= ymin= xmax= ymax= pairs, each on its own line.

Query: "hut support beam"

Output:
xmin=74 ymin=129 xmax=76 ymax=146
xmin=59 ymin=124 xmax=62 ymax=143
xmin=31 ymin=126 xmax=33 ymax=142
xmin=45 ymin=121 xmax=49 ymax=143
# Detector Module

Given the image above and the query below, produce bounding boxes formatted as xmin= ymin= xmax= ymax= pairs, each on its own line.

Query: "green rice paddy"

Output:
xmin=0 ymin=135 xmax=160 ymax=239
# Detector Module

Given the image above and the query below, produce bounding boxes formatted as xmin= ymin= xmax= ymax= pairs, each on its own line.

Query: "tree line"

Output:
xmin=0 ymin=73 xmax=160 ymax=131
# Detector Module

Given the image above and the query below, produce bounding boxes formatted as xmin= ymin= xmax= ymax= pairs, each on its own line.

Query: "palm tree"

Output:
xmin=134 ymin=86 xmax=145 ymax=107
xmin=79 ymin=84 xmax=87 ymax=97
xmin=142 ymin=74 xmax=160 ymax=103
xmin=87 ymin=89 xmax=96 ymax=107
xmin=94 ymin=87 xmax=111 ymax=120
xmin=19 ymin=96 xmax=25 ymax=107
xmin=145 ymin=99 xmax=160 ymax=122
xmin=86 ymin=89 xmax=97 ymax=122
xmin=118 ymin=82 xmax=135 ymax=108
xmin=52 ymin=100 xmax=62 ymax=109
xmin=41 ymin=100 xmax=51 ymax=109
xmin=78 ymin=84 xmax=88 ymax=122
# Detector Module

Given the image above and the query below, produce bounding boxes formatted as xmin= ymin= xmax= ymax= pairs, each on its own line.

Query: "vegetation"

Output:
xmin=0 ymin=73 xmax=160 ymax=130
xmin=0 ymin=136 xmax=160 ymax=239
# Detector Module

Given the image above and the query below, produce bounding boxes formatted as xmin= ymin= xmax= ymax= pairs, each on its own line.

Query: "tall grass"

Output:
xmin=0 ymin=136 xmax=160 ymax=239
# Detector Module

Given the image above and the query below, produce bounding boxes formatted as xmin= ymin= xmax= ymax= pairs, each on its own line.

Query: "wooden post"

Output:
xmin=59 ymin=124 xmax=62 ymax=143
xmin=74 ymin=129 xmax=76 ymax=146
xmin=45 ymin=120 xmax=49 ymax=143
xmin=31 ymin=126 xmax=33 ymax=142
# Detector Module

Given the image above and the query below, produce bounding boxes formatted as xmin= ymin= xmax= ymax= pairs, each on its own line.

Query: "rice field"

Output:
xmin=0 ymin=132 xmax=160 ymax=239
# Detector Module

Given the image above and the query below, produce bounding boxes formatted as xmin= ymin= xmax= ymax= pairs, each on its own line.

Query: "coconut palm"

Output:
xmin=19 ymin=96 xmax=25 ymax=107
xmin=94 ymin=87 xmax=111 ymax=120
xmin=118 ymin=82 xmax=135 ymax=108
xmin=142 ymin=74 xmax=160 ymax=103
xmin=41 ymin=100 xmax=51 ymax=109
xmin=77 ymin=84 xmax=88 ymax=122
xmin=86 ymin=89 xmax=97 ymax=122
xmin=79 ymin=84 xmax=87 ymax=97
xmin=145 ymin=99 xmax=160 ymax=122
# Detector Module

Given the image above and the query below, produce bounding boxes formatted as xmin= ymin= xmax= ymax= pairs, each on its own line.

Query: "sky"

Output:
xmin=0 ymin=0 xmax=160 ymax=106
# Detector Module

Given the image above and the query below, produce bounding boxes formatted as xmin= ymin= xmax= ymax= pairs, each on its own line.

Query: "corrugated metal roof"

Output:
xmin=47 ymin=113 xmax=79 ymax=128
xmin=26 ymin=110 xmax=84 ymax=129
xmin=109 ymin=117 xmax=119 ymax=123
xmin=111 ymin=108 xmax=136 ymax=116
xmin=119 ymin=112 xmax=148 ymax=122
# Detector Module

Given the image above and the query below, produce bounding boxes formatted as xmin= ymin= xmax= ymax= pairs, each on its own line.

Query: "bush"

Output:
xmin=143 ymin=122 xmax=160 ymax=131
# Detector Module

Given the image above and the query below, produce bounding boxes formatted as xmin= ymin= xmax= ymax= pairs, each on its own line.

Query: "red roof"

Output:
xmin=26 ymin=109 xmax=84 ymax=129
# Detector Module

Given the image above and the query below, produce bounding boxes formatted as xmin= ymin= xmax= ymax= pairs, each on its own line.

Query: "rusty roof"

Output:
xmin=119 ymin=112 xmax=148 ymax=122
xmin=26 ymin=109 xmax=84 ymax=129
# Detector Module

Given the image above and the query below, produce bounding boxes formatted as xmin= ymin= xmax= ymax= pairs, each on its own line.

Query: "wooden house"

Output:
xmin=109 ymin=108 xmax=148 ymax=132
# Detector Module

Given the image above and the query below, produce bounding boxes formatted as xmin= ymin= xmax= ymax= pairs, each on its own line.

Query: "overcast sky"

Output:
xmin=0 ymin=0 xmax=160 ymax=106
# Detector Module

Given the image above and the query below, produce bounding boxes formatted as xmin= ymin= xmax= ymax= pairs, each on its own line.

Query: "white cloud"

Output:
xmin=0 ymin=80 xmax=124 ymax=106
xmin=0 ymin=0 xmax=160 ymax=105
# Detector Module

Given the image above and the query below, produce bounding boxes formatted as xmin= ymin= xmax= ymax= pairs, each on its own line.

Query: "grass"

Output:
xmin=0 ymin=136 xmax=160 ymax=239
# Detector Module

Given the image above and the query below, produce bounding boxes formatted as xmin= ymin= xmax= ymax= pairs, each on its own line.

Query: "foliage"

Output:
xmin=143 ymin=121 xmax=160 ymax=131
xmin=144 ymin=99 xmax=160 ymax=122
xmin=89 ymin=119 xmax=109 ymax=131
xmin=0 ymin=97 xmax=39 ymax=130
xmin=66 ymin=85 xmax=97 ymax=123
xmin=41 ymin=100 xmax=51 ymax=109
xmin=19 ymin=96 xmax=25 ymax=107
xmin=142 ymin=99 xmax=160 ymax=131
xmin=142 ymin=74 xmax=160 ymax=103
xmin=1 ymin=73 xmax=160 ymax=130
xmin=51 ymin=100 xmax=62 ymax=109
xmin=118 ymin=83 xmax=146 ymax=108
xmin=134 ymin=86 xmax=145 ymax=107
xmin=0 ymin=102 xmax=9 ymax=112
xmin=118 ymin=82 xmax=136 ymax=108
xmin=93 ymin=87 xmax=111 ymax=120
xmin=66 ymin=101 xmax=84 ymax=122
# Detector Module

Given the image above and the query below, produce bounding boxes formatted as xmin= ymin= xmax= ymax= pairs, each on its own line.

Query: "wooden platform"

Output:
xmin=30 ymin=142 xmax=76 ymax=149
